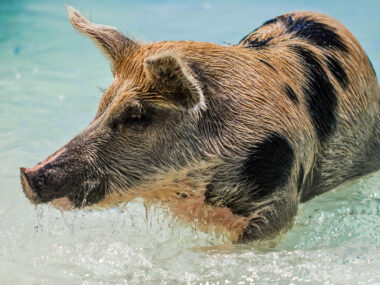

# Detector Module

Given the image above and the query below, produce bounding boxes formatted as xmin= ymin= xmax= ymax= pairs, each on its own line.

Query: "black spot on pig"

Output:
xmin=287 ymin=17 xmax=347 ymax=51
xmin=292 ymin=45 xmax=337 ymax=141
xmin=240 ymin=132 xmax=294 ymax=203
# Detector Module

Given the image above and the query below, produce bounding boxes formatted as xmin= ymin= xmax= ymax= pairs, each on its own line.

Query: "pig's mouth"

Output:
xmin=20 ymin=148 xmax=108 ymax=210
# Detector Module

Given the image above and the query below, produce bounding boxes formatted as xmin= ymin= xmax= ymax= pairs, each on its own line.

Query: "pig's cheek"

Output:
xmin=50 ymin=197 xmax=74 ymax=210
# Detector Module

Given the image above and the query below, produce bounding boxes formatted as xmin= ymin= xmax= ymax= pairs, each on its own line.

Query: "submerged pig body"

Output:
xmin=21 ymin=7 xmax=380 ymax=242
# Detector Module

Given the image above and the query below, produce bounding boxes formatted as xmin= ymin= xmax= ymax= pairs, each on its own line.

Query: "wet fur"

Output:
xmin=95 ymin=163 xmax=250 ymax=241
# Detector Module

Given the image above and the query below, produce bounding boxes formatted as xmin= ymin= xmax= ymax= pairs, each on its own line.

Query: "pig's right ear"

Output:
xmin=144 ymin=53 xmax=206 ymax=113
xmin=66 ymin=6 xmax=137 ymax=72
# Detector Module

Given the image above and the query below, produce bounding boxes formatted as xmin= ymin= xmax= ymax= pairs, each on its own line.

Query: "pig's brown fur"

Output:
xmin=21 ymin=7 xmax=379 ymax=242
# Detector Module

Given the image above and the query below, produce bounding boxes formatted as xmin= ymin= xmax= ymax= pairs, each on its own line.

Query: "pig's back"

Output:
xmin=237 ymin=11 xmax=380 ymax=201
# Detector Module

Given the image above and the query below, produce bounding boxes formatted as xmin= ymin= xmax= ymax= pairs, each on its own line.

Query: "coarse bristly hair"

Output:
xmin=21 ymin=6 xmax=380 ymax=243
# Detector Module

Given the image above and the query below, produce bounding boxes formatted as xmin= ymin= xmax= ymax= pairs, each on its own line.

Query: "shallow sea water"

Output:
xmin=0 ymin=0 xmax=379 ymax=284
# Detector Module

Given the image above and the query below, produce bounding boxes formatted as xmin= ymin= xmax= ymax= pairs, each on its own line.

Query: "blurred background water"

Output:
xmin=0 ymin=0 xmax=379 ymax=284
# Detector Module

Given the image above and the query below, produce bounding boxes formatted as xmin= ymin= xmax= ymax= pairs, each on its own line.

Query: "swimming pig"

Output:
xmin=20 ymin=6 xmax=380 ymax=242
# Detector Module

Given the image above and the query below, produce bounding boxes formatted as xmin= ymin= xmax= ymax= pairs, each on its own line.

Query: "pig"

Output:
xmin=20 ymin=6 xmax=380 ymax=242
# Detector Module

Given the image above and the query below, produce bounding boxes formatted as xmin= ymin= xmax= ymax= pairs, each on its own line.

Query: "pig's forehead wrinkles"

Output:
xmin=105 ymin=90 xmax=141 ymax=120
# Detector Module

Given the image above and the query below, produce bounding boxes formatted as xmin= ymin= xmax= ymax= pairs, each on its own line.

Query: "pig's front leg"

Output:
xmin=237 ymin=192 xmax=298 ymax=242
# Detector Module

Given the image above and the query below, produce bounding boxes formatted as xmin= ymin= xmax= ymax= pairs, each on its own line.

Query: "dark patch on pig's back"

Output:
xmin=291 ymin=45 xmax=338 ymax=141
xmin=239 ymin=14 xmax=347 ymax=53
xmin=283 ymin=15 xmax=347 ymax=52
xmin=240 ymin=132 xmax=294 ymax=201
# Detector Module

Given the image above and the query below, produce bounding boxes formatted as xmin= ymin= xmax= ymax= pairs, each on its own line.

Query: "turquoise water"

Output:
xmin=1 ymin=0 xmax=379 ymax=284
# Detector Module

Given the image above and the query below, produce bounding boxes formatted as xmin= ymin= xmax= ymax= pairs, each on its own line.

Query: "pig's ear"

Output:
xmin=66 ymin=6 xmax=137 ymax=69
xmin=144 ymin=53 xmax=206 ymax=112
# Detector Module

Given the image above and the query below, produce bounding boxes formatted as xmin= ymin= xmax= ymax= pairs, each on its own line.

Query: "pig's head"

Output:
xmin=20 ymin=6 xmax=231 ymax=210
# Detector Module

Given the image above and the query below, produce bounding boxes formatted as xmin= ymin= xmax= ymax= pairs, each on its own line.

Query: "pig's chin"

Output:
xmin=33 ymin=195 xmax=94 ymax=211
xmin=50 ymin=197 xmax=74 ymax=210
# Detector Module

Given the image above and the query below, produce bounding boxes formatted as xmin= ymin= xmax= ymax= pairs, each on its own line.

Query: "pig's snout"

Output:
xmin=20 ymin=165 xmax=64 ymax=204
xmin=20 ymin=167 xmax=41 ymax=204
xmin=20 ymin=148 xmax=67 ymax=205
xmin=20 ymin=146 xmax=107 ymax=209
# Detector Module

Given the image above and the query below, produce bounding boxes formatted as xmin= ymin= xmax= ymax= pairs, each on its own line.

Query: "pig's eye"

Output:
xmin=112 ymin=105 xmax=151 ymax=131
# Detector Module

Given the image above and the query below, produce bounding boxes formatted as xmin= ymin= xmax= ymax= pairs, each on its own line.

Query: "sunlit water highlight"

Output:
xmin=0 ymin=0 xmax=379 ymax=284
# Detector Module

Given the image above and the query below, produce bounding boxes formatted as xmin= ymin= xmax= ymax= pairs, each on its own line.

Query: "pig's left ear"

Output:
xmin=67 ymin=6 xmax=138 ymax=72
xmin=144 ymin=53 xmax=206 ymax=113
